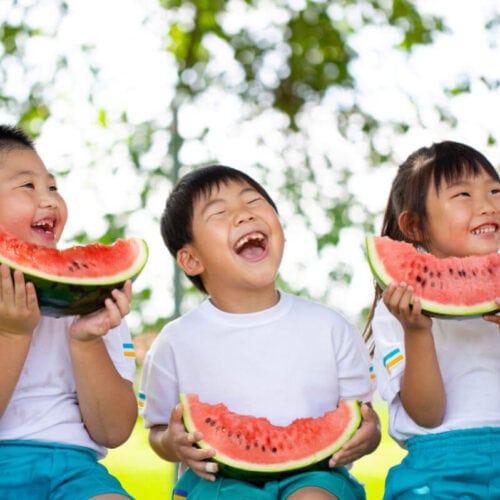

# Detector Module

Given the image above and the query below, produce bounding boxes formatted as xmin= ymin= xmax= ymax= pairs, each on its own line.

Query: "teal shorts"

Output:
xmin=172 ymin=466 xmax=366 ymax=500
xmin=384 ymin=427 xmax=500 ymax=499
xmin=0 ymin=439 xmax=133 ymax=500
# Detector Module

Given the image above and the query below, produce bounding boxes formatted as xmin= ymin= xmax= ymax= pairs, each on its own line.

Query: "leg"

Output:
xmin=90 ymin=495 xmax=131 ymax=500
xmin=288 ymin=486 xmax=338 ymax=500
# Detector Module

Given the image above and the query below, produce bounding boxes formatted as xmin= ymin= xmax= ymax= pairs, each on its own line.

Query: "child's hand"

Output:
xmin=165 ymin=404 xmax=218 ymax=481
xmin=329 ymin=402 xmax=381 ymax=467
xmin=0 ymin=265 xmax=40 ymax=336
xmin=483 ymin=298 xmax=500 ymax=326
xmin=383 ymin=282 xmax=432 ymax=332
xmin=69 ymin=280 xmax=132 ymax=341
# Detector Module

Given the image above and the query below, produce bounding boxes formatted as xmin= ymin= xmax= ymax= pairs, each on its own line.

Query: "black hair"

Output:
xmin=363 ymin=141 xmax=500 ymax=354
xmin=0 ymin=124 xmax=35 ymax=151
xmin=160 ymin=164 xmax=278 ymax=293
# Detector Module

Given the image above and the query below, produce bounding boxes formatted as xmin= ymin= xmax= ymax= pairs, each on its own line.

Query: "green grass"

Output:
xmin=103 ymin=400 xmax=406 ymax=500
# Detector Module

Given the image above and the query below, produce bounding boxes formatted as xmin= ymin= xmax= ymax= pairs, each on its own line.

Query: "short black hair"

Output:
xmin=0 ymin=125 xmax=35 ymax=152
xmin=161 ymin=164 xmax=278 ymax=293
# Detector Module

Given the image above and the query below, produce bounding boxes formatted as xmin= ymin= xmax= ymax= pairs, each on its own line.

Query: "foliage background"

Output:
xmin=2 ymin=0 xmax=500 ymax=333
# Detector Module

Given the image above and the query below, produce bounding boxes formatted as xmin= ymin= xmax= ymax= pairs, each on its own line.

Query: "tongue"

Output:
xmin=238 ymin=244 xmax=265 ymax=261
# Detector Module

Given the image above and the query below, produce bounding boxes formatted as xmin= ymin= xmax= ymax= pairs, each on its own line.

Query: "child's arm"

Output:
xmin=68 ymin=280 xmax=137 ymax=448
xmin=0 ymin=266 xmax=40 ymax=417
xmin=383 ymin=282 xmax=446 ymax=428
xmin=149 ymin=404 xmax=218 ymax=481
xmin=329 ymin=402 xmax=381 ymax=467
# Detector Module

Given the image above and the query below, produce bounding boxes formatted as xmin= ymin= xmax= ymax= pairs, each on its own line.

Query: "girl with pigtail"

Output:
xmin=364 ymin=141 xmax=500 ymax=499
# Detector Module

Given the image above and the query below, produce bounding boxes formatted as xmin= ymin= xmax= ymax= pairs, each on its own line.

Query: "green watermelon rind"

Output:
xmin=365 ymin=236 xmax=499 ymax=318
xmin=180 ymin=394 xmax=361 ymax=483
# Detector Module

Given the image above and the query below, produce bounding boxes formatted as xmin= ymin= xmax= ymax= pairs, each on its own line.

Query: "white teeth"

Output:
xmin=34 ymin=220 xmax=55 ymax=230
xmin=235 ymin=232 xmax=264 ymax=249
xmin=471 ymin=226 xmax=496 ymax=235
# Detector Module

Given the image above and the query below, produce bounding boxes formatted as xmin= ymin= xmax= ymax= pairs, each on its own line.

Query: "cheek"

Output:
xmin=1 ymin=220 xmax=29 ymax=241
xmin=57 ymin=198 xmax=69 ymax=222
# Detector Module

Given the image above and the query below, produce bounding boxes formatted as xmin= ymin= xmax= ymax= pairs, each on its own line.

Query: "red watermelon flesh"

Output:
xmin=366 ymin=236 xmax=500 ymax=317
xmin=0 ymin=225 xmax=148 ymax=316
xmin=180 ymin=393 xmax=361 ymax=483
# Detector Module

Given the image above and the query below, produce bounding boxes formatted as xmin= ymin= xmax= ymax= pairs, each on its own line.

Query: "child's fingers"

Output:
xmin=0 ymin=264 xmax=14 ymax=301
xmin=190 ymin=460 xmax=218 ymax=481
xmin=483 ymin=312 xmax=500 ymax=325
xmin=25 ymin=281 xmax=39 ymax=311
xmin=384 ymin=282 xmax=411 ymax=312
xmin=13 ymin=270 xmax=28 ymax=306
xmin=110 ymin=286 xmax=131 ymax=317
xmin=122 ymin=280 xmax=133 ymax=299
xmin=169 ymin=403 xmax=184 ymax=426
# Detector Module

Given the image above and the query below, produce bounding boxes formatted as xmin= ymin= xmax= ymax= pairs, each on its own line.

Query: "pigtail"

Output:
xmin=362 ymin=168 xmax=409 ymax=357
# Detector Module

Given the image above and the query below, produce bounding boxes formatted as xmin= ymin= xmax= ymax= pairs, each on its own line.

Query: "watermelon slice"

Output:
xmin=0 ymin=226 xmax=148 ymax=317
xmin=180 ymin=393 xmax=361 ymax=483
xmin=366 ymin=235 xmax=500 ymax=317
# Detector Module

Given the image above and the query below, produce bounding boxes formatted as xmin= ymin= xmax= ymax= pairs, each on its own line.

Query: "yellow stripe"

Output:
xmin=124 ymin=351 xmax=136 ymax=357
xmin=386 ymin=354 xmax=404 ymax=369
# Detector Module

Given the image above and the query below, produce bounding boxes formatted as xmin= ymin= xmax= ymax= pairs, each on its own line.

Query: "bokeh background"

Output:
xmin=1 ymin=1 xmax=499 ymax=498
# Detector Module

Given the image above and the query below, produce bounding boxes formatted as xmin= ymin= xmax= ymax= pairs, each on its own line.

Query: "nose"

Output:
xmin=39 ymin=191 xmax=58 ymax=208
xmin=479 ymin=194 xmax=497 ymax=215
xmin=235 ymin=209 xmax=255 ymax=225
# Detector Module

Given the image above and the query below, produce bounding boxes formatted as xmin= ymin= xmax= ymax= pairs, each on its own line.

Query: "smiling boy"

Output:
xmin=139 ymin=165 xmax=379 ymax=500
xmin=0 ymin=125 xmax=136 ymax=500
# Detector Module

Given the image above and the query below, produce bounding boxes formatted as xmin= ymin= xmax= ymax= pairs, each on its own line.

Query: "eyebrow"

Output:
xmin=11 ymin=170 xmax=56 ymax=181
xmin=199 ymin=186 xmax=258 ymax=216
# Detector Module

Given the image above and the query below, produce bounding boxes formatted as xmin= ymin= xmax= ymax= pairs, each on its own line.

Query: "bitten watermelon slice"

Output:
xmin=366 ymin=235 xmax=500 ymax=317
xmin=180 ymin=393 xmax=361 ymax=483
xmin=0 ymin=226 xmax=148 ymax=317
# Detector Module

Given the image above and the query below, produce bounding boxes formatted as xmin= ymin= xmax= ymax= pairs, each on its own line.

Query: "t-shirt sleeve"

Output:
xmin=333 ymin=316 xmax=375 ymax=403
xmin=372 ymin=301 xmax=406 ymax=404
xmin=102 ymin=320 xmax=136 ymax=383
xmin=138 ymin=331 xmax=179 ymax=428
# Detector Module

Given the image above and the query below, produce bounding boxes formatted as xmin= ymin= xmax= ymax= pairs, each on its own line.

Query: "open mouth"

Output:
xmin=32 ymin=219 xmax=56 ymax=238
xmin=471 ymin=223 xmax=498 ymax=235
xmin=234 ymin=231 xmax=268 ymax=261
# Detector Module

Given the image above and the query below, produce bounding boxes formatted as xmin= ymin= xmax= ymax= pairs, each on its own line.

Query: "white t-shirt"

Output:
xmin=140 ymin=291 xmax=374 ymax=428
xmin=0 ymin=316 xmax=136 ymax=458
xmin=372 ymin=300 xmax=500 ymax=446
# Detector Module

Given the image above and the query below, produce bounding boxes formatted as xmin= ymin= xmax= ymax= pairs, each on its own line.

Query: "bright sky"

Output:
xmin=1 ymin=0 xmax=500 ymax=330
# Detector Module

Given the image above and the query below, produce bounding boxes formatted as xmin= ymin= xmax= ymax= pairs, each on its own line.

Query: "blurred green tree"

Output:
xmin=2 ymin=0 xmax=473 ymax=333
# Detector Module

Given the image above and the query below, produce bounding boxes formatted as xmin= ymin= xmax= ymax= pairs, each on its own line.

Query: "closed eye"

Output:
xmin=247 ymin=197 xmax=263 ymax=205
xmin=207 ymin=209 xmax=226 ymax=219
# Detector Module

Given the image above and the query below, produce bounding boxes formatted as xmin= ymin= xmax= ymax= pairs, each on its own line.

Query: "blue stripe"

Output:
xmin=123 ymin=342 xmax=134 ymax=349
xmin=383 ymin=348 xmax=401 ymax=366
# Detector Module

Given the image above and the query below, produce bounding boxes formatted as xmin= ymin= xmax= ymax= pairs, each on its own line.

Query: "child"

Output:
xmin=364 ymin=141 xmax=500 ymax=499
xmin=0 ymin=125 xmax=137 ymax=499
xmin=139 ymin=164 xmax=380 ymax=500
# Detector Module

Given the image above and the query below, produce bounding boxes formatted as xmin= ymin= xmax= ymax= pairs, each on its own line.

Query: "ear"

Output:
xmin=398 ymin=211 xmax=423 ymax=241
xmin=176 ymin=246 xmax=204 ymax=277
